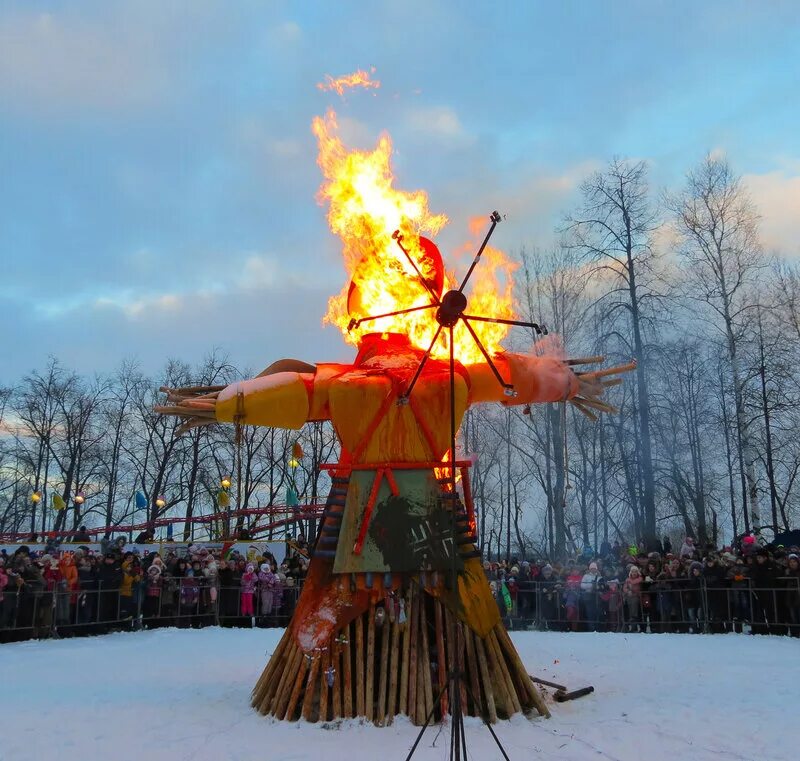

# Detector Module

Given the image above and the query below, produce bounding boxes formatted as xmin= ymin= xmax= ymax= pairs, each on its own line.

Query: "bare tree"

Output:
xmin=668 ymin=156 xmax=766 ymax=533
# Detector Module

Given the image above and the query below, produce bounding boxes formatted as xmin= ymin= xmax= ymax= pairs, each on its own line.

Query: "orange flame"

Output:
xmin=317 ymin=67 xmax=380 ymax=96
xmin=312 ymin=108 xmax=516 ymax=364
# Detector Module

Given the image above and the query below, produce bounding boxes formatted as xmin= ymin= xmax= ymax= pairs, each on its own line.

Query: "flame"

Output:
xmin=317 ymin=67 xmax=381 ymax=96
xmin=313 ymin=108 xmax=516 ymax=364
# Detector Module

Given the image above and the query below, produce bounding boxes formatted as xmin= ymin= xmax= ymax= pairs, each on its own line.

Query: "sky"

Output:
xmin=1 ymin=0 xmax=799 ymax=381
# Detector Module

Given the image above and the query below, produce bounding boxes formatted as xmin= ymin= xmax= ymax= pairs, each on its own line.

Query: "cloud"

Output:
xmin=743 ymin=166 xmax=800 ymax=256
xmin=404 ymin=105 xmax=474 ymax=146
xmin=0 ymin=9 xmax=168 ymax=114
xmin=272 ymin=20 xmax=302 ymax=43
xmin=0 ymin=3 xmax=232 ymax=118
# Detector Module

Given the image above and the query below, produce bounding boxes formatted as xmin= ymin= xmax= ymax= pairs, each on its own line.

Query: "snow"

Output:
xmin=1 ymin=628 xmax=796 ymax=761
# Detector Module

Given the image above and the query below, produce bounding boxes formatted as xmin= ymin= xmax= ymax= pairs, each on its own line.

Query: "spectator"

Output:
xmin=750 ymin=548 xmax=778 ymax=635
xmin=785 ymin=554 xmax=800 ymax=638
xmin=680 ymin=536 xmax=696 ymax=558
xmin=97 ymin=553 xmax=122 ymax=626
xmin=580 ymin=562 xmax=601 ymax=631
xmin=240 ymin=563 xmax=257 ymax=621
xmin=258 ymin=562 xmax=278 ymax=623
xmin=143 ymin=565 xmax=162 ymax=622
xmin=623 ymin=566 xmax=643 ymax=632
xmin=73 ymin=526 xmax=92 ymax=543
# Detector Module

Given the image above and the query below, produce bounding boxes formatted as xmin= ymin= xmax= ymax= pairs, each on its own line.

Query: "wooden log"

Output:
xmin=366 ymin=602 xmax=376 ymax=723
xmin=284 ymin=654 xmax=310 ymax=720
xmin=343 ymin=622 xmax=354 ymax=718
xmin=434 ymin=598 xmax=448 ymax=718
xmin=482 ymin=631 xmax=512 ymax=718
xmin=377 ymin=614 xmax=391 ymax=725
xmin=252 ymin=628 xmax=289 ymax=707
xmin=574 ymin=395 xmax=617 ymax=414
xmin=565 ymin=355 xmax=604 ymax=366
xmin=332 ymin=645 xmax=343 ymax=719
xmin=577 ymin=360 xmax=637 ymax=379
xmin=455 ymin=620 xmax=468 ymax=716
xmin=407 ymin=587 xmax=419 ymax=723
xmin=399 ymin=587 xmax=412 ymax=717
xmin=473 ymin=632 xmax=497 ymax=724
xmin=415 ymin=633 xmax=426 ymax=726
xmin=555 ymin=686 xmax=594 ymax=702
xmin=570 ymin=400 xmax=599 ymax=422
xmin=530 ymin=675 xmax=567 ymax=692
xmin=319 ymin=646 xmax=331 ymax=723
xmin=271 ymin=641 xmax=301 ymax=717
xmin=386 ymin=605 xmax=402 ymax=724
xmin=418 ymin=594 xmax=434 ymax=722
xmin=443 ymin=605 xmax=457 ymax=714
xmin=496 ymin=625 xmax=550 ymax=718
xmin=355 ymin=614 xmax=365 ymax=717
xmin=252 ymin=630 xmax=291 ymax=712
xmin=301 ymin=653 xmax=322 ymax=721
xmin=464 ymin=623 xmax=482 ymax=717
xmin=488 ymin=629 xmax=521 ymax=716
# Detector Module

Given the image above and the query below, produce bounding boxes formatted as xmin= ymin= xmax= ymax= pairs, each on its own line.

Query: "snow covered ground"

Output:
xmin=1 ymin=627 xmax=796 ymax=761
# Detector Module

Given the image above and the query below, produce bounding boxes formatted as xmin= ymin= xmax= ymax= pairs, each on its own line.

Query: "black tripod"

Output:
xmin=354 ymin=212 xmax=543 ymax=759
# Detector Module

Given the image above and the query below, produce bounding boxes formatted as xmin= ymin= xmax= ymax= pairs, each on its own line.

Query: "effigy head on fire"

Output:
xmin=156 ymin=107 xmax=633 ymax=726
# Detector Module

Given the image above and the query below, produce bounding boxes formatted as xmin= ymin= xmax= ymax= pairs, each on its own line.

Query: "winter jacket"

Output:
xmin=241 ymin=571 xmax=258 ymax=594
xmin=43 ymin=566 xmax=62 ymax=592
xmin=623 ymin=575 xmax=642 ymax=600
xmin=580 ymin=572 xmax=601 ymax=595
xmin=258 ymin=570 xmax=278 ymax=592
xmin=179 ymin=577 xmax=200 ymax=607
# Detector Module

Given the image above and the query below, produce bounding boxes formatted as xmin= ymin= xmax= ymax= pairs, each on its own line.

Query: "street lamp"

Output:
xmin=219 ymin=476 xmax=232 ymax=538
xmin=155 ymin=495 xmax=166 ymax=509
xmin=74 ymin=491 xmax=85 ymax=506
xmin=31 ymin=490 xmax=42 ymax=504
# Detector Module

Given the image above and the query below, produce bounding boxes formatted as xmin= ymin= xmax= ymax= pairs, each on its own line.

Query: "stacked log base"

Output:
xmin=251 ymin=587 xmax=550 ymax=724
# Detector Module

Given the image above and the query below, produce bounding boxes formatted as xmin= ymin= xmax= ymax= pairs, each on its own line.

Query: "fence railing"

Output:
xmin=503 ymin=578 xmax=800 ymax=635
xmin=1 ymin=578 xmax=798 ymax=643
xmin=0 ymin=582 xmax=302 ymax=641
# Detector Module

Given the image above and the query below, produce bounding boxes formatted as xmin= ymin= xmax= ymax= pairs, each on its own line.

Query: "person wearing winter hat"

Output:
xmin=143 ymin=564 xmax=162 ymax=622
xmin=623 ymin=566 xmax=643 ymax=632
xmin=240 ymin=563 xmax=258 ymax=620
xmin=258 ymin=562 xmax=278 ymax=621
xmin=679 ymin=536 xmax=696 ymax=559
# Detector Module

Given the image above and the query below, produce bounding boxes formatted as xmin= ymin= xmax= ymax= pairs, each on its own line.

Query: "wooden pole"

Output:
xmin=464 ymin=624 xmax=482 ymax=716
xmin=473 ymin=632 xmax=497 ymax=724
xmin=399 ymin=586 xmax=412 ymax=717
xmin=355 ymin=614 xmax=365 ymax=717
xmin=386 ymin=606 xmax=402 ymax=724
xmin=366 ymin=602 xmax=376 ymax=723
xmin=343 ymin=622 xmax=354 ymax=718
xmin=377 ymin=614 xmax=391 ymax=725
xmin=418 ymin=595 xmax=434 ymax=721
xmin=284 ymin=654 xmax=310 ymax=720
xmin=319 ymin=645 xmax=331 ymax=722
xmin=301 ymin=653 xmax=322 ymax=721
xmin=434 ymin=597 xmax=448 ymax=718
xmin=407 ymin=587 xmax=420 ymax=724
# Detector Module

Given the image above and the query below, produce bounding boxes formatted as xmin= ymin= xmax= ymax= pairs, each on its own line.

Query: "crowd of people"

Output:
xmin=0 ymin=536 xmax=310 ymax=641
xmin=1 ymin=531 xmax=799 ymax=642
xmin=484 ymin=535 xmax=800 ymax=636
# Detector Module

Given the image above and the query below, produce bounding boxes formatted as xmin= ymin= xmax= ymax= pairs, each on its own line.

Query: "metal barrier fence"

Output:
xmin=504 ymin=579 xmax=800 ymax=635
xmin=1 ymin=579 xmax=798 ymax=643
xmin=0 ymin=583 xmax=301 ymax=642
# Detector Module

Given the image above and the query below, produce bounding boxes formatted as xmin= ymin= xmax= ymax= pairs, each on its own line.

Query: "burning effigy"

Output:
xmin=157 ymin=106 xmax=633 ymax=726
